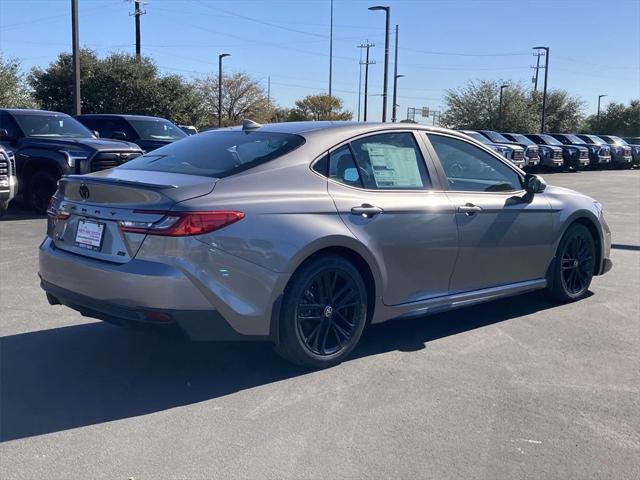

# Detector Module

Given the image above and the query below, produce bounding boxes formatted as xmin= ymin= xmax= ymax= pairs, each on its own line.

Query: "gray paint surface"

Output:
xmin=0 ymin=170 xmax=638 ymax=479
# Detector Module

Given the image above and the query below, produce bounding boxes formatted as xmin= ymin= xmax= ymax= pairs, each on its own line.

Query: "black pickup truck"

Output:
xmin=525 ymin=133 xmax=590 ymax=170
xmin=76 ymin=114 xmax=187 ymax=153
xmin=0 ymin=109 xmax=142 ymax=212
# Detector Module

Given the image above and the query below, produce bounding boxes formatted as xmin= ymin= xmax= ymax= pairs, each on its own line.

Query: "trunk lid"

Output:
xmin=49 ymin=169 xmax=217 ymax=263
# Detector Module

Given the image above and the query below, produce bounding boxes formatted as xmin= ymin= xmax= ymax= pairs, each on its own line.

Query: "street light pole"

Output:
xmin=369 ymin=5 xmax=390 ymax=122
xmin=391 ymin=24 xmax=400 ymax=123
xmin=71 ymin=0 xmax=81 ymax=115
xmin=499 ymin=84 xmax=508 ymax=130
xmin=533 ymin=46 xmax=549 ymax=132
xmin=597 ymin=94 xmax=607 ymax=129
xmin=218 ymin=53 xmax=230 ymax=128
xmin=329 ymin=0 xmax=333 ymax=97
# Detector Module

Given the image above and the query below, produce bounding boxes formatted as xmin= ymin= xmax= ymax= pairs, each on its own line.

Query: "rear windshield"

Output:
xmin=119 ymin=130 xmax=305 ymax=178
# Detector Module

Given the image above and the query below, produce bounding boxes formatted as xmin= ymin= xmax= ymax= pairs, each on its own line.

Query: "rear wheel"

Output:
xmin=548 ymin=223 xmax=596 ymax=302
xmin=26 ymin=171 xmax=58 ymax=213
xmin=275 ymin=255 xmax=368 ymax=368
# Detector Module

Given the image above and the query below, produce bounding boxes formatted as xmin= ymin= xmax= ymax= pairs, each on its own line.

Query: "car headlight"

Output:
xmin=60 ymin=150 xmax=90 ymax=168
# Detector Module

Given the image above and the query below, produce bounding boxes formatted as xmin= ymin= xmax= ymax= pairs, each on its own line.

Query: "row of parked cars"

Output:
xmin=0 ymin=107 xmax=638 ymax=214
xmin=0 ymin=109 xmax=202 ymax=214
xmin=460 ymin=129 xmax=640 ymax=172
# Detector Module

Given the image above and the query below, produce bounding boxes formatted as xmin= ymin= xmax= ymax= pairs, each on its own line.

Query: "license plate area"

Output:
xmin=75 ymin=219 xmax=105 ymax=251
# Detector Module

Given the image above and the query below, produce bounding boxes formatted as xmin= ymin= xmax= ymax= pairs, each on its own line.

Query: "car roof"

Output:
xmin=221 ymin=120 xmax=457 ymax=138
xmin=76 ymin=114 xmax=171 ymax=121
xmin=0 ymin=108 xmax=71 ymax=116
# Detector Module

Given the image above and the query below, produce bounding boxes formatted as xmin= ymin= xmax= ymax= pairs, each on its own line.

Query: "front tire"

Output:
xmin=26 ymin=171 xmax=58 ymax=214
xmin=548 ymin=223 xmax=596 ymax=302
xmin=275 ymin=255 xmax=368 ymax=368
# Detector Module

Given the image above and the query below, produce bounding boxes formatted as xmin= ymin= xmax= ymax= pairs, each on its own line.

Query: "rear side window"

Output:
xmin=349 ymin=132 xmax=431 ymax=190
xmin=119 ymin=131 xmax=305 ymax=178
xmin=329 ymin=145 xmax=363 ymax=188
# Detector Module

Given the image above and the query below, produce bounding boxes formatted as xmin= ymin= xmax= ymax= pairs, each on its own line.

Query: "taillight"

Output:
xmin=120 ymin=210 xmax=244 ymax=236
xmin=46 ymin=198 xmax=70 ymax=220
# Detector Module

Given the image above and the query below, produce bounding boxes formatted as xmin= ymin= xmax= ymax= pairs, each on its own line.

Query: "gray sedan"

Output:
xmin=40 ymin=121 xmax=612 ymax=368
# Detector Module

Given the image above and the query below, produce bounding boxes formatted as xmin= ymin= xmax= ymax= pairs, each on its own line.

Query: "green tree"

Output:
xmin=29 ymin=49 xmax=200 ymax=124
xmin=289 ymin=94 xmax=352 ymax=121
xmin=192 ymin=72 xmax=271 ymax=129
xmin=582 ymin=100 xmax=640 ymax=135
xmin=441 ymin=79 xmax=585 ymax=133
xmin=0 ymin=56 xmax=37 ymax=108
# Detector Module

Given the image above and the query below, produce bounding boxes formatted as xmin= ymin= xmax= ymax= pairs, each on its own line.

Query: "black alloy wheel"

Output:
xmin=550 ymin=223 xmax=595 ymax=302
xmin=276 ymin=255 xmax=368 ymax=368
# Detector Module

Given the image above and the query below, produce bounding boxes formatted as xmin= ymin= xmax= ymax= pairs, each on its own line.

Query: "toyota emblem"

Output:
xmin=79 ymin=184 xmax=90 ymax=200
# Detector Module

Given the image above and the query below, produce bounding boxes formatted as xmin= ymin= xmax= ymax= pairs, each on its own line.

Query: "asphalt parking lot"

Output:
xmin=1 ymin=170 xmax=639 ymax=480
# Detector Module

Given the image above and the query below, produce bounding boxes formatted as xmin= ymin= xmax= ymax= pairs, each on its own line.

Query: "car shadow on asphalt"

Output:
xmin=0 ymin=201 xmax=45 ymax=222
xmin=1 ymin=291 xmax=562 ymax=442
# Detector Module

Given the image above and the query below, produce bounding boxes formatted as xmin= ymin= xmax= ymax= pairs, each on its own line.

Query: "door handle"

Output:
xmin=351 ymin=204 xmax=383 ymax=217
xmin=457 ymin=203 xmax=483 ymax=215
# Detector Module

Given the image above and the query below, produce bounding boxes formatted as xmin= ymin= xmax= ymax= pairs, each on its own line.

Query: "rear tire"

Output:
xmin=274 ymin=255 xmax=368 ymax=368
xmin=26 ymin=171 xmax=58 ymax=214
xmin=548 ymin=223 xmax=596 ymax=302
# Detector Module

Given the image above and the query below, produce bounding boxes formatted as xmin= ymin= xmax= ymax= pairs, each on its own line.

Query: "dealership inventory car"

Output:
xmin=0 ymin=109 xmax=142 ymax=212
xmin=549 ymin=133 xmax=611 ymax=167
xmin=458 ymin=130 xmax=525 ymax=168
xmin=622 ymin=137 xmax=640 ymax=166
xmin=597 ymin=135 xmax=638 ymax=168
xmin=0 ymin=145 xmax=17 ymax=216
xmin=76 ymin=114 xmax=187 ymax=152
xmin=502 ymin=132 xmax=562 ymax=170
xmin=478 ymin=130 xmax=540 ymax=170
xmin=525 ymin=133 xmax=590 ymax=170
xmin=576 ymin=134 xmax=632 ymax=168
xmin=40 ymin=121 xmax=612 ymax=368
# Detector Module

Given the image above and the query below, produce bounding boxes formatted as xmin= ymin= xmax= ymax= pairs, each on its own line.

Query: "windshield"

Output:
xmin=539 ymin=134 xmax=563 ymax=146
xmin=128 ymin=119 xmax=187 ymax=141
xmin=507 ymin=134 xmax=534 ymax=145
xmin=463 ymin=131 xmax=491 ymax=144
xmin=580 ymin=135 xmax=606 ymax=145
xmin=119 ymin=131 xmax=305 ymax=178
xmin=484 ymin=131 xmax=511 ymax=143
xmin=13 ymin=113 xmax=93 ymax=138
xmin=602 ymin=136 xmax=627 ymax=146
xmin=562 ymin=134 xmax=583 ymax=144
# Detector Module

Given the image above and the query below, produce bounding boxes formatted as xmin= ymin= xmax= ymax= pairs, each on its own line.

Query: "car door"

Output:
xmin=424 ymin=132 xmax=555 ymax=293
xmin=325 ymin=131 xmax=459 ymax=306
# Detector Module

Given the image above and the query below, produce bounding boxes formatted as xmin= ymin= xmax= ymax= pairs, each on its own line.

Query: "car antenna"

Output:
xmin=242 ymin=119 xmax=262 ymax=131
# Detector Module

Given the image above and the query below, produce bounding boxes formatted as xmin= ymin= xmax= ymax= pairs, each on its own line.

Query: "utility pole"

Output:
xmin=329 ymin=0 xmax=333 ymax=97
xmin=218 ymin=53 xmax=230 ymax=128
xmin=533 ymin=46 xmax=549 ymax=133
xmin=368 ymin=5 xmax=390 ymax=122
xmin=391 ymin=24 xmax=400 ymax=123
xmin=130 ymin=0 xmax=146 ymax=60
xmin=597 ymin=94 xmax=607 ymax=129
xmin=267 ymin=76 xmax=271 ymax=105
xmin=357 ymin=46 xmax=363 ymax=121
xmin=531 ymin=50 xmax=543 ymax=91
xmin=71 ymin=0 xmax=81 ymax=115
xmin=498 ymin=84 xmax=508 ymax=130
xmin=358 ymin=41 xmax=375 ymax=122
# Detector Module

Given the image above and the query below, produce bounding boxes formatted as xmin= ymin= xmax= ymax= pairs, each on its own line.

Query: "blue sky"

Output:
xmin=1 ymin=0 xmax=639 ymax=123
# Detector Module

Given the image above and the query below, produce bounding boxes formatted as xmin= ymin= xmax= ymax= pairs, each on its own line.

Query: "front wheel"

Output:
xmin=548 ymin=223 xmax=596 ymax=302
xmin=26 ymin=171 xmax=58 ymax=214
xmin=275 ymin=255 xmax=368 ymax=368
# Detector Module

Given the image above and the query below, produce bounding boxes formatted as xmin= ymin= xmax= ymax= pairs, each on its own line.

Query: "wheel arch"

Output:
xmin=552 ymin=210 xmax=604 ymax=280
xmin=270 ymin=239 xmax=383 ymax=345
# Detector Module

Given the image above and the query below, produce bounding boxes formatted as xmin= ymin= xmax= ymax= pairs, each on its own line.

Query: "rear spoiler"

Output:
xmin=63 ymin=175 xmax=178 ymax=190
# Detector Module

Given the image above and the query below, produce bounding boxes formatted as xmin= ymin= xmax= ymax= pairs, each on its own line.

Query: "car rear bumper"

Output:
xmin=39 ymin=237 xmax=281 ymax=340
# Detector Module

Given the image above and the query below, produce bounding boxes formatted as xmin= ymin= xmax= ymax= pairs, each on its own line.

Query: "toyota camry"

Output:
xmin=40 ymin=121 xmax=612 ymax=368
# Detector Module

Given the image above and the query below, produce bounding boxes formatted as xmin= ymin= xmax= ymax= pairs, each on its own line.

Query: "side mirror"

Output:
xmin=0 ymin=128 xmax=13 ymax=141
xmin=112 ymin=131 xmax=128 ymax=141
xmin=523 ymin=174 xmax=547 ymax=194
xmin=92 ymin=130 xmax=100 ymax=138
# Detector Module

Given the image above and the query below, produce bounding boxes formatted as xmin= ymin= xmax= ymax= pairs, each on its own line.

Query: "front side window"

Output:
xmin=428 ymin=134 xmax=522 ymax=193
xmin=12 ymin=113 xmax=92 ymax=138
xmin=119 ymin=131 xmax=305 ymax=178
xmin=128 ymin=119 xmax=187 ymax=141
xmin=349 ymin=132 xmax=431 ymax=190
